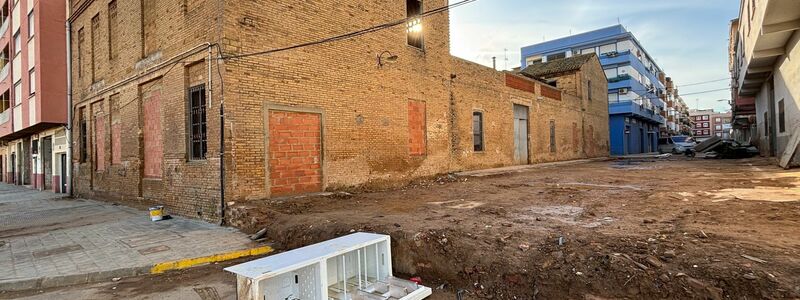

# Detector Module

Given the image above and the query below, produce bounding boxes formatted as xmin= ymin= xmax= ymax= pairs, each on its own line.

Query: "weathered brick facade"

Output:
xmin=68 ymin=0 xmax=609 ymax=223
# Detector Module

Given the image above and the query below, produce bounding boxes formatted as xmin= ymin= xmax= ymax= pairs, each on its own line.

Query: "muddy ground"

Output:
xmin=228 ymin=157 xmax=800 ymax=299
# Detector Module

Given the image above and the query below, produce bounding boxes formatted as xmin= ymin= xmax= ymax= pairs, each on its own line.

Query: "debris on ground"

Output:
xmin=226 ymin=157 xmax=800 ymax=299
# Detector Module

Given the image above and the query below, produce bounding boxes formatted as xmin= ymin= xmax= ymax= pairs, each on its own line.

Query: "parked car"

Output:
xmin=658 ymin=135 xmax=696 ymax=154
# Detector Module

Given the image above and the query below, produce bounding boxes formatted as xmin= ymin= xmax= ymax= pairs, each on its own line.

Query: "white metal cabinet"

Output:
xmin=226 ymin=232 xmax=432 ymax=300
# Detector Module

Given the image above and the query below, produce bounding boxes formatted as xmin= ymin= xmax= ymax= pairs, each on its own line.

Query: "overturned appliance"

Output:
xmin=225 ymin=232 xmax=432 ymax=300
xmin=693 ymin=136 xmax=759 ymax=159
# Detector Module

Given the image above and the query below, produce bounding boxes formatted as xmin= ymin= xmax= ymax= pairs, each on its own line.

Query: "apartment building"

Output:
xmin=690 ymin=109 xmax=732 ymax=140
xmin=730 ymin=0 xmax=799 ymax=163
xmin=67 ymin=0 xmax=610 ymax=222
xmin=0 ymin=0 xmax=68 ymax=192
xmin=664 ymin=77 xmax=692 ymax=136
xmin=520 ymin=25 xmax=667 ymax=155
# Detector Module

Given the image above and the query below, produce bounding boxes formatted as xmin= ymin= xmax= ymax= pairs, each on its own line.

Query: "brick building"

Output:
xmin=67 ymin=0 xmax=609 ymax=222
xmin=690 ymin=109 xmax=732 ymax=140
xmin=0 ymin=0 xmax=69 ymax=192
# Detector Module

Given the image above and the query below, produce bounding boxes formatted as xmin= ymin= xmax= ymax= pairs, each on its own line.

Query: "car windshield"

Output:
xmin=672 ymin=136 xmax=689 ymax=143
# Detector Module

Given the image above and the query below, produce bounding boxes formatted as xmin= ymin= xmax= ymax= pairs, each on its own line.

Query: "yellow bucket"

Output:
xmin=149 ymin=206 xmax=164 ymax=221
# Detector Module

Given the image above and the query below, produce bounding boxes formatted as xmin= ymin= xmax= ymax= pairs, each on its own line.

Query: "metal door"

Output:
xmin=513 ymin=104 xmax=529 ymax=164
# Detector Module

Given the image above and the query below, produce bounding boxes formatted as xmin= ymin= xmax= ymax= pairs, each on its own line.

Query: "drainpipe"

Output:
xmin=65 ymin=21 xmax=73 ymax=197
xmin=208 ymin=45 xmax=225 ymax=226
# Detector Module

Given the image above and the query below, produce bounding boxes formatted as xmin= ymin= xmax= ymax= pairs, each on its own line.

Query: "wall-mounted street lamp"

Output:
xmin=377 ymin=51 xmax=398 ymax=67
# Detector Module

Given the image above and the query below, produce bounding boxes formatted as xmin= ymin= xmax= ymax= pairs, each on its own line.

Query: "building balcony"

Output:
xmin=0 ymin=18 xmax=7 ymax=37
xmin=600 ymin=50 xmax=665 ymax=90
xmin=0 ymin=63 xmax=8 ymax=82
xmin=609 ymin=101 xmax=666 ymax=125
xmin=736 ymin=0 xmax=800 ymax=96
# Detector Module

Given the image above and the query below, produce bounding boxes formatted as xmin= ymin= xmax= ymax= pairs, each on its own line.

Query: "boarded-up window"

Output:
xmin=94 ymin=102 xmax=106 ymax=171
xmin=549 ymin=120 xmax=556 ymax=153
xmin=408 ymin=100 xmax=427 ymax=156
xmin=572 ymin=122 xmax=579 ymax=151
xmin=142 ymin=0 xmax=158 ymax=56
xmin=108 ymin=0 xmax=117 ymax=60
xmin=110 ymin=94 xmax=121 ymax=164
xmin=142 ymin=82 xmax=163 ymax=178
xmin=91 ymin=14 xmax=100 ymax=81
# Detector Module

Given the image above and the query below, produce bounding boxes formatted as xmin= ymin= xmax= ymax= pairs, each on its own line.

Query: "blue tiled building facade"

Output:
xmin=520 ymin=25 xmax=667 ymax=155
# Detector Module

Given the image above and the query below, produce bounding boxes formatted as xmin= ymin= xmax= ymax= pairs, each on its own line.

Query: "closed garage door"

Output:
xmin=268 ymin=111 xmax=322 ymax=196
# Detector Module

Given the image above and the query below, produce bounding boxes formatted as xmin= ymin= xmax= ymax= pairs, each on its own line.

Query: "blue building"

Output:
xmin=520 ymin=25 xmax=666 ymax=155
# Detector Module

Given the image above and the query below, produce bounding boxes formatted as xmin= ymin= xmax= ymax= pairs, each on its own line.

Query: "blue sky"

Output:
xmin=449 ymin=0 xmax=740 ymax=112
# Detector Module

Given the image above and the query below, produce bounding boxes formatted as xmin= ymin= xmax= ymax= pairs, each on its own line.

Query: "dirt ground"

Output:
xmin=227 ymin=157 xmax=800 ymax=299
xmin=6 ymin=157 xmax=798 ymax=300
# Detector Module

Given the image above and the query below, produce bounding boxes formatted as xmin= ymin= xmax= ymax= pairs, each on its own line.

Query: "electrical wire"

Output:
xmin=220 ymin=0 xmax=479 ymax=60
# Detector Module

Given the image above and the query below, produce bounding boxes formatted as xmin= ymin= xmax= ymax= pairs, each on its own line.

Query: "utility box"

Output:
xmin=225 ymin=232 xmax=432 ymax=300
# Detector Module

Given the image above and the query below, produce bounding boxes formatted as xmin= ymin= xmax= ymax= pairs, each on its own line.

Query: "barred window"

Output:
xmin=188 ymin=85 xmax=207 ymax=160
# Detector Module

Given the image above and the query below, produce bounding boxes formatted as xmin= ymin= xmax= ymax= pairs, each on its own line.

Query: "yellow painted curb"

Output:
xmin=150 ymin=246 xmax=273 ymax=274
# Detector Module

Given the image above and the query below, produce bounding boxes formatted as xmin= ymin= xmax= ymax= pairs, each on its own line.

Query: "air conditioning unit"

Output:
xmin=619 ymin=88 xmax=629 ymax=94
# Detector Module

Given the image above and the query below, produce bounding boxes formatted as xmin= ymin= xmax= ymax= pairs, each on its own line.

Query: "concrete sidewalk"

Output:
xmin=0 ymin=184 xmax=270 ymax=292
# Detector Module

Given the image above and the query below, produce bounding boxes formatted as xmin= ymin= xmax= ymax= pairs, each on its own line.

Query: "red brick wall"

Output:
xmin=505 ymin=73 xmax=536 ymax=94
xmin=143 ymin=87 xmax=163 ymax=178
xmin=408 ymin=100 xmax=427 ymax=156
xmin=268 ymin=111 xmax=322 ymax=196
xmin=541 ymin=85 xmax=562 ymax=101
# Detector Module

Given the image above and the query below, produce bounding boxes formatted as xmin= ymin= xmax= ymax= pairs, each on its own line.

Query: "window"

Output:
xmin=28 ymin=69 xmax=34 ymax=95
xmin=525 ymin=56 xmax=542 ymax=66
xmin=406 ymin=0 xmax=423 ymax=49
xmin=188 ymin=84 xmax=207 ymax=160
xmin=549 ymin=120 xmax=556 ymax=153
xmin=108 ymin=0 xmax=117 ymax=59
xmin=77 ymin=27 xmax=84 ymax=77
xmin=608 ymin=93 xmax=619 ymax=103
xmin=702 ymin=115 xmax=709 ymax=121
xmin=587 ymin=80 xmax=592 ymax=101
xmin=778 ymin=99 xmax=785 ymax=133
xmin=13 ymin=30 xmax=20 ymax=55
xmin=472 ymin=112 xmax=483 ymax=152
xmin=91 ymin=14 xmax=100 ymax=81
xmin=715 ymin=117 xmax=721 ymax=123
xmin=580 ymin=47 xmax=595 ymax=54
xmin=27 ymin=12 xmax=33 ymax=39
xmin=13 ymin=80 xmax=20 ymax=105
xmin=599 ymin=43 xmax=616 ymax=54
xmin=715 ymin=125 xmax=721 ymax=130
xmin=547 ymin=52 xmax=566 ymax=61
xmin=80 ymin=108 xmax=88 ymax=163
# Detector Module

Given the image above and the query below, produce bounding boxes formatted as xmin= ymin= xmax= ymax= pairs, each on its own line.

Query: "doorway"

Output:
xmin=42 ymin=137 xmax=53 ymax=190
xmin=513 ymin=104 xmax=529 ymax=165
xmin=60 ymin=153 xmax=67 ymax=193
xmin=768 ymin=78 xmax=777 ymax=156
xmin=10 ymin=152 xmax=16 ymax=184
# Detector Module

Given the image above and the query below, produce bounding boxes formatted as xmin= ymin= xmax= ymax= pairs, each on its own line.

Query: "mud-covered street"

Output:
xmin=228 ymin=157 xmax=800 ymax=299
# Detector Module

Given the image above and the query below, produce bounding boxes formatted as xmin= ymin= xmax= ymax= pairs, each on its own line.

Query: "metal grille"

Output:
xmin=188 ymin=85 xmax=207 ymax=160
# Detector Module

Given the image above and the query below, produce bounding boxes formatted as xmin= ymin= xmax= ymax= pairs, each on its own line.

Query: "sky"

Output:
xmin=449 ymin=0 xmax=740 ymax=112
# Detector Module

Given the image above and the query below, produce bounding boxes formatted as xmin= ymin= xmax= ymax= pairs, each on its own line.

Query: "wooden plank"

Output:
xmin=779 ymin=125 xmax=800 ymax=169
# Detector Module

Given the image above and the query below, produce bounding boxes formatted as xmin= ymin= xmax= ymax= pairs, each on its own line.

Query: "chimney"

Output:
xmin=492 ymin=57 xmax=497 ymax=70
